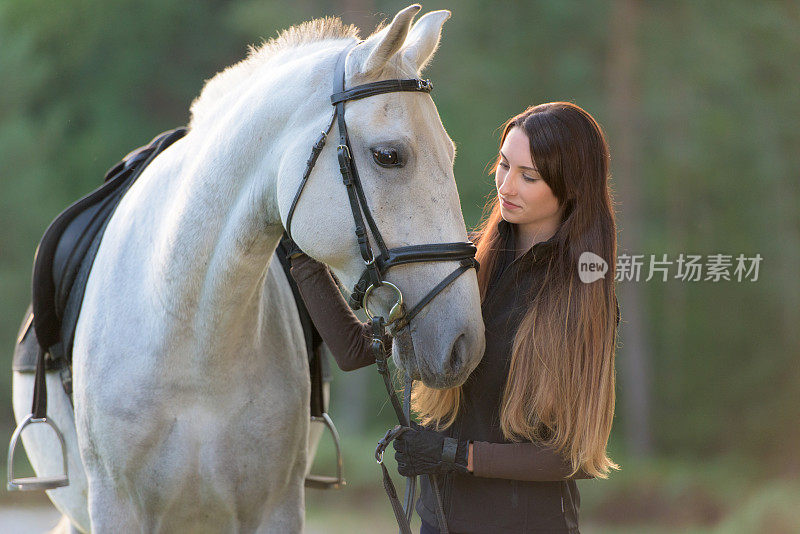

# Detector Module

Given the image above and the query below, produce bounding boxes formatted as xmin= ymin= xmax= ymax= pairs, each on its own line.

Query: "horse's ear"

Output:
xmin=401 ymin=10 xmax=450 ymax=72
xmin=352 ymin=4 xmax=421 ymax=78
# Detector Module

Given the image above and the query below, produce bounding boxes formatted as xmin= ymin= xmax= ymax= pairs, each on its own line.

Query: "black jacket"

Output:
xmin=417 ymin=219 xmax=616 ymax=533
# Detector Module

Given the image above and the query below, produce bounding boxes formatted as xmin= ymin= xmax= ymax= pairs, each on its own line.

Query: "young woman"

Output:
xmin=288 ymin=102 xmax=620 ymax=533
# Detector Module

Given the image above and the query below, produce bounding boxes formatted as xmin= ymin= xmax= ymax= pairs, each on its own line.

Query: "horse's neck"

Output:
xmin=128 ymin=42 xmax=341 ymax=356
xmin=138 ymin=152 xmax=276 ymax=361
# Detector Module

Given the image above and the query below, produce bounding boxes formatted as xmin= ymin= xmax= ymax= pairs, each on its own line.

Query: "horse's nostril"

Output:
xmin=447 ymin=333 xmax=467 ymax=375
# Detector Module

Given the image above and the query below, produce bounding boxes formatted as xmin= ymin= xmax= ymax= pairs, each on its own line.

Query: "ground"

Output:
xmin=2 ymin=435 xmax=798 ymax=533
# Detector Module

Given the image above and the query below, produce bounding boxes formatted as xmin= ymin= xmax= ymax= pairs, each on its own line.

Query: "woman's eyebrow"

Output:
xmin=499 ymin=150 xmax=538 ymax=171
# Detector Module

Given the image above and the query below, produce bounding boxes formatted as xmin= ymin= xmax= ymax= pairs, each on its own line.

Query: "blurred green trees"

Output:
xmin=0 ymin=0 xmax=797 ymax=479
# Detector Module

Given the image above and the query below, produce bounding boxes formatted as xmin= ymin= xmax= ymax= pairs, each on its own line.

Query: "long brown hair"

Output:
xmin=412 ymin=102 xmax=620 ymax=479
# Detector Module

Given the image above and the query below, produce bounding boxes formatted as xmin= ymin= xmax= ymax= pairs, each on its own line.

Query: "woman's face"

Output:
xmin=495 ymin=127 xmax=562 ymax=235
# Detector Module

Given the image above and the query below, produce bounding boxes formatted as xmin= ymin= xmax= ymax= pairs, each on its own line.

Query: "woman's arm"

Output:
xmin=468 ymin=441 xmax=594 ymax=481
xmin=289 ymin=253 xmax=390 ymax=371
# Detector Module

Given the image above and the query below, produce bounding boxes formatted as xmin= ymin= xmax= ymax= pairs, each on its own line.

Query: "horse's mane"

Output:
xmin=249 ymin=16 xmax=362 ymax=61
xmin=189 ymin=16 xmax=373 ymax=129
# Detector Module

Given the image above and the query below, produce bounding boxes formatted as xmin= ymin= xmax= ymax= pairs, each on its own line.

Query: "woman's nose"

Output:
xmin=498 ymin=173 xmax=516 ymax=196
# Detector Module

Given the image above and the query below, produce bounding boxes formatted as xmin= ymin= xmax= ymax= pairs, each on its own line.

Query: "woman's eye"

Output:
xmin=523 ymin=174 xmax=538 ymax=182
xmin=372 ymin=147 xmax=401 ymax=167
xmin=499 ymin=161 xmax=509 ymax=169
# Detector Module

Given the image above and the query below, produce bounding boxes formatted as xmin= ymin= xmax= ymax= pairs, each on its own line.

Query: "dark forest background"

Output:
xmin=1 ymin=1 xmax=797 ymax=531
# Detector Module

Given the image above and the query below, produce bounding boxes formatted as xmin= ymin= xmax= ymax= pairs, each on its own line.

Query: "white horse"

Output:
xmin=12 ymin=5 xmax=484 ymax=533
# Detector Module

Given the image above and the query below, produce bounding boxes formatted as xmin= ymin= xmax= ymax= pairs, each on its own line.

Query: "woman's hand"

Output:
xmin=393 ymin=423 xmax=470 ymax=476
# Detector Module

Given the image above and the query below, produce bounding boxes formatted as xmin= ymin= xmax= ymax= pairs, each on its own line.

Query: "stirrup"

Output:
xmin=7 ymin=414 xmax=69 ymax=491
xmin=304 ymin=412 xmax=346 ymax=490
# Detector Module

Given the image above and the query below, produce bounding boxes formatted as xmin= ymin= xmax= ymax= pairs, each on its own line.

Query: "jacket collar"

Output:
xmin=497 ymin=218 xmax=558 ymax=267
xmin=485 ymin=218 xmax=558 ymax=299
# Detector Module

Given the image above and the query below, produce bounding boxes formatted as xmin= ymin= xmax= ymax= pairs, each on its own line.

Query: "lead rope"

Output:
xmin=371 ymin=317 xmax=450 ymax=534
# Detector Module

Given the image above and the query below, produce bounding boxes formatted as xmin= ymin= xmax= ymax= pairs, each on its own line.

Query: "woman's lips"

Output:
xmin=500 ymin=197 xmax=521 ymax=209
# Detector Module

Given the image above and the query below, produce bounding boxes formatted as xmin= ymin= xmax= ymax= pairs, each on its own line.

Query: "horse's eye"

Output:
xmin=372 ymin=147 xmax=401 ymax=167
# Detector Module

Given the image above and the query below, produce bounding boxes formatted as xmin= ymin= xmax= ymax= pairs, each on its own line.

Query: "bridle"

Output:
xmin=284 ymin=42 xmax=478 ymax=534
xmin=284 ymin=41 xmax=479 ymax=334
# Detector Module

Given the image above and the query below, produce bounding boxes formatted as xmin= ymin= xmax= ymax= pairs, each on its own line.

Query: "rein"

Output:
xmin=371 ymin=317 xmax=449 ymax=534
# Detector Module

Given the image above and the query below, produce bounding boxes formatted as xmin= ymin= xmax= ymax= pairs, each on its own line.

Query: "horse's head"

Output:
xmin=278 ymin=5 xmax=484 ymax=389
